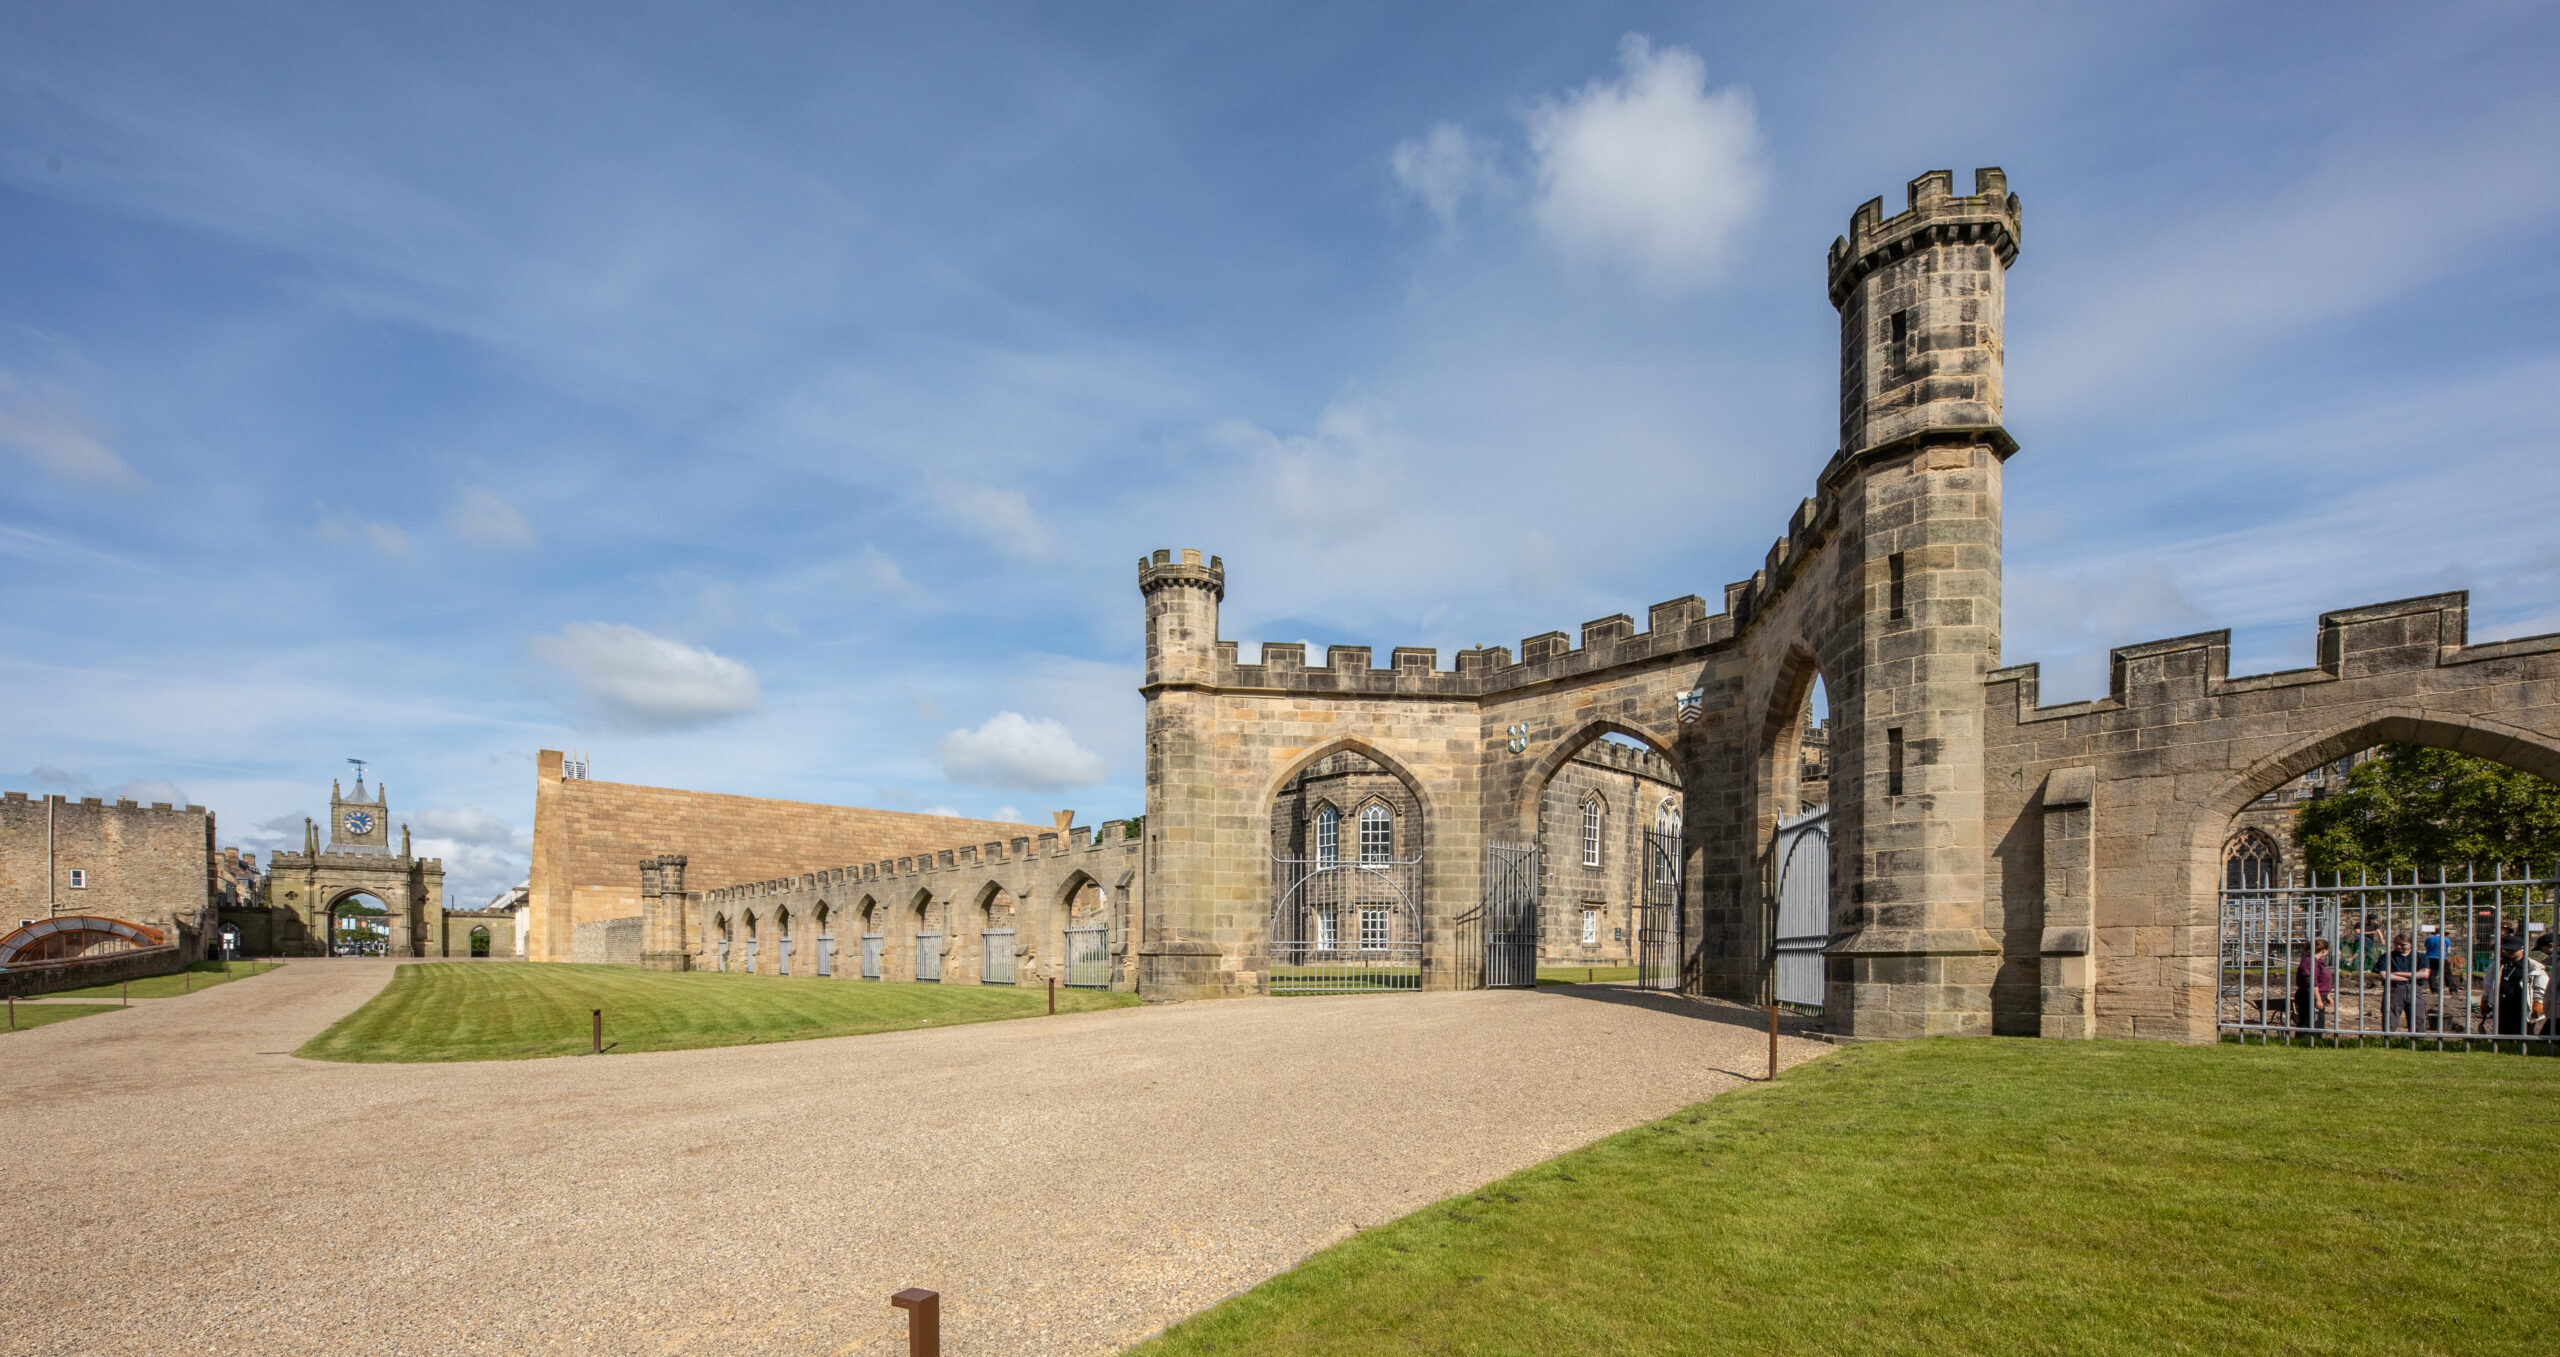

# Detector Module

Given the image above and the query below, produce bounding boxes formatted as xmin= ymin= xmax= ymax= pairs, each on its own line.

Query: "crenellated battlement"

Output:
xmin=1986 ymin=591 xmax=2560 ymax=723
xmin=1138 ymin=548 xmax=1224 ymax=597
xmin=703 ymin=817 xmax=1142 ymax=907
xmin=1827 ymin=167 xmax=2020 ymax=308
xmin=0 ymin=792 xmax=210 ymax=816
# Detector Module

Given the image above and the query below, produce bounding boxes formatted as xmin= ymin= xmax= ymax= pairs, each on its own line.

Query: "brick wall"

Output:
xmin=0 ymin=793 xmax=215 ymax=951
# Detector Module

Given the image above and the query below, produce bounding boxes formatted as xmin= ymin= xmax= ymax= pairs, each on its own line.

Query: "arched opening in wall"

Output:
xmin=976 ymin=882 xmax=1019 ymax=985
xmin=217 ymin=923 xmax=243 ymax=961
xmin=1518 ymin=724 xmax=1691 ymax=992
xmin=2208 ymin=724 xmax=2560 ymax=1047
xmin=713 ymin=913 xmax=732 ymax=971
xmin=469 ymin=925 xmax=492 ymax=958
xmin=0 ymin=915 xmax=162 ymax=966
xmin=911 ymin=890 xmax=942 ymax=983
xmin=858 ymin=896 xmax=882 ymax=979
xmin=775 ymin=906 xmax=796 ymax=976
xmin=325 ymin=891 xmax=393 ymax=957
xmin=813 ymin=902 xmax=834 ymax=977
xmin=1756 ymin=652 xmax=1835 ymax=1012
xmin=742 ymin=910 xmax=761 ymax=974
xmin=1267 ymin=745 xmax=1425 ymax=995
xmin=1055 ymin=871 xmax=1109 ymax=988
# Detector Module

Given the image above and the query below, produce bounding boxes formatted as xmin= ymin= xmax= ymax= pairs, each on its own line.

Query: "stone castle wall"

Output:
xmin=527 ymin=748 xmax=1048 ymax=963
xmin=0 ymin=792 xmax=215 ymax=951
xmin=572 ymin=915 xmax=642 ymax=966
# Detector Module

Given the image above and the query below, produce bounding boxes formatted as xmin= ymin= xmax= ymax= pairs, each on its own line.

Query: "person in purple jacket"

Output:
xmin=2293 ymin=938 xmax=2336 ymax=1033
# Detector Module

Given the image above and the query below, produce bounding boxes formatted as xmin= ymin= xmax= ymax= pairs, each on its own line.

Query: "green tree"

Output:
xmin=2292 ymin=744 xmax=2560 ymax=874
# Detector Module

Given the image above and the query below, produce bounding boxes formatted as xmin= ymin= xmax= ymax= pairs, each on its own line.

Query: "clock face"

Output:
xmin=343 ymin=811 xmax=376 ymax=836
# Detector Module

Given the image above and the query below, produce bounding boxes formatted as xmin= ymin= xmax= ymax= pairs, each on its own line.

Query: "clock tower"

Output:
xmin=328 ymin=777 xmax=393 ymax=855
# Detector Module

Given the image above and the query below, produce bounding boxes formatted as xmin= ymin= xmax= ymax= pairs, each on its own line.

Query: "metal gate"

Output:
xmin=2219 ymin=863 xmax=2557 ymax=1045
xmin=861 ymin=933 xmax=883 ymax=979
xmin=981 ymin=930 xmax=1016 ymax=984
xmin=1638 ymin=829 xmax=1682 ymax=991
xmin=1269 ymin=853 xmax=1423 ymax=994
xmin=1771 ymin=808 xmax=1829 ymax=1009
xmin=1483 ymin=843 xmax=1540 ymax=988
xmin=915 ymin=932 xmax=942 ymax=982
xmin=1065 ymin=925 xmax=1110 ymax=988
xmin=817 ymin=934 xmax=834 ymax=978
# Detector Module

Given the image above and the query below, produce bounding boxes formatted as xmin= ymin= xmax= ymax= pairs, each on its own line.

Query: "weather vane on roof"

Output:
xmin=347 ymin=757 xmax=369 ymax=785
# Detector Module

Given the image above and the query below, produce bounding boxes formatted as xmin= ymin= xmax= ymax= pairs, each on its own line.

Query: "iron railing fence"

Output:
xmin=1482 ymin=843 xmax=1540 ymax=989
xmin=981 ymin=930 xmax=1016 ymax=985
xmin=915 ymin=932 xmax=943 ymax=983
xmin=1268 ymin=853 xmax=1423 ymax=995
xmin=2218 ymin=863 xmax=2556 ymax=1048
xmin=1638 ymin=830 xmax=1682 ymax=991
xmin=1064 ymin=926 xmax=1110 ymax=988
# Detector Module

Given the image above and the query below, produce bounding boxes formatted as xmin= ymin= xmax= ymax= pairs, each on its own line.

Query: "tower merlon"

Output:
xmin=1827 ymin=167 xmax=2021 ymax=308
xmin=1138 ymin=547 xmax=1225 ymax=598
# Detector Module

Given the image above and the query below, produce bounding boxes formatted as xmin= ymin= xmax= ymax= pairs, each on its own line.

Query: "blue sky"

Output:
xmin=4 ymin=2 xmax=2555 ymax=905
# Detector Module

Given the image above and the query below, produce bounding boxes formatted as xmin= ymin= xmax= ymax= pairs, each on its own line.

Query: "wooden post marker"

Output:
xmin=1766 ymin=1004 xmax=1779 ymax=1081
xmin=890 ymin=1287 xmax=940 ymax=1357
xmin=1048 ymin=976 xmax=1056 ymax=1015
xmin=591 ymin=1008 xmax=603 ymax=1055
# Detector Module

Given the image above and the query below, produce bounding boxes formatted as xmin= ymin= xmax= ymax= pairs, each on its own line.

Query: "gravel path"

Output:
xmin=1 ymin=959 xmax=1827 ymax=1356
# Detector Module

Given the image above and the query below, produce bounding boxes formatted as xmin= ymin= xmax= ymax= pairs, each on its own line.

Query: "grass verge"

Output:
xmin=1534 ymin=965 xmax=1638 ymax=986
xmin=297 ymin=962 xmax=1142 ymax=1062
xmin=2 ymin=1002 xmax=125 ymax=1032
xmin=44 ymin=959 xmax=280 ymax=999
xmin=1132 ymin=1039 xmax=2560 ymax=1357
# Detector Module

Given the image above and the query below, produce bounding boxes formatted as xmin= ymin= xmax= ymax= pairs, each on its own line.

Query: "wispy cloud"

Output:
xmin=941 ymin=712 xmax=1107 ymax=792
xmin=316 ymin=503 xmax=413 ymax=560
xmin=446 ymin=486 xmax=536 ymax=550
xmin=526 ymin=622 xmax=761 ymax=732
xmin=0 ymin=370 xmax=143 ymax=490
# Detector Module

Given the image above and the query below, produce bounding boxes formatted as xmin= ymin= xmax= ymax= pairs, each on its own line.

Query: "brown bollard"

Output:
xmin=8 ymin=994 xmax=14 ymax=1031
xmin=1766 ymin=1004 xmax=1779 ymax=1081
xmin=890 ymin=1287 xmax=941 ymax=1357
xmin=123 ymin=979 xmax=130 ymax=1008
xmin=1048 ymin=975 xmax=1056 ymax=1015
xmin=591 ymin=1008 xmax=602 ymax=1055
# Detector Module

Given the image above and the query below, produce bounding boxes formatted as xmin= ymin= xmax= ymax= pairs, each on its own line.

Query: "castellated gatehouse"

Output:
xmin=541 ymin=167 xmax=2560 ymax=1043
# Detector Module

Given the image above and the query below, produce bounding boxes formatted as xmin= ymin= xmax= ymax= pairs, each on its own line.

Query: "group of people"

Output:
xmin=2292 ymin=928 xmax=2553 ymax=1037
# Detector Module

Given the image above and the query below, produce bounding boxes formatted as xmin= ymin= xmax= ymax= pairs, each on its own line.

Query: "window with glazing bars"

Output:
xmin=1359 ymin=804 xmax=1392 ymax=864
xmin=1315 ymin=805 xmax=1339 ymax=864
xmin=1360 ymin=907 xmax=1387 ymax=950
xmin=1582 ymin=796 xmax=1603 ymax=867
xmin=1314 ymin=907 xmax=1338 ymax=950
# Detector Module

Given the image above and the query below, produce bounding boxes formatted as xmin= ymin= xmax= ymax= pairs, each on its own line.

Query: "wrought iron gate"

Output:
xmin=1770 ymin=808 xmax=1829 ymax=1009
xmin=1268 ymin=853 xmax=1423 ymax=994
xmin=1638 ymin=829 xmax=1682 ymax=991
xmin=915 ymin=932 xmax=942 ymax=982
xmin=1065 ymin=925 xmax=1110 ymax=988
xmin=1483 ymin=843 xmax=1540 ymax=988
xmin=2218 ymin=864 xmax=2556 ymax=1046
xmin=981 ymin=930 xmax=1016 ymax=984
xmin=861 ymin=932 xmax=883 ymax=980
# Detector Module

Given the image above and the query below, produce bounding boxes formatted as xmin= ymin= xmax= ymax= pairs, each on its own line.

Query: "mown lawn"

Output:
xmin=1534 ymin=965 xmax=1638 ymax=986
xmin=3 ymin=1001 xmax=124 ymax=1032
xmin=297 ymin=962 xmax=1141 ymax=1062
xmin=1132 ymin=1039 xmax=2560 ymax=1357
xmin=45 ymin=959 xmax=280 ymax=999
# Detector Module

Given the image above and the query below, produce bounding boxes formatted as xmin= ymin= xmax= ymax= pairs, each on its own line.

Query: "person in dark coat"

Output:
xmin=2292 ymin=938 xmax=2336 ymax=1033
xmin=2494 ymin=935 xmax=2546 ymax=1038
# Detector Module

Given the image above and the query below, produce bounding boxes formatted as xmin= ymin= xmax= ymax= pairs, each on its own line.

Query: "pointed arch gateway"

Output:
xmin=1265 ymin=739 xmax=1427 ymax=994
xmin=1512 ymin=719 xmax=1694 ymax=991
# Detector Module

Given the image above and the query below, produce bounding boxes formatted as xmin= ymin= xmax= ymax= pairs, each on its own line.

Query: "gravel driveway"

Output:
xmin=1 ymin=959 xmax=1826 ymax=1356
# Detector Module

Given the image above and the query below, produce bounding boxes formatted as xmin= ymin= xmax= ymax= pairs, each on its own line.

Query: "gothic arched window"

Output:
xmin=2223 ymin=829 xmax=2281 ymax=892
xmin=1655 ymin=797 xmax=1682 ymax=836
xmin=1581 ymin=795 xmax=1604 ymax=868
xmin=1315 ymin=804 xmax=1340 ymax=865
xmin=1358 ymin=804 xmax=1392 ymax=864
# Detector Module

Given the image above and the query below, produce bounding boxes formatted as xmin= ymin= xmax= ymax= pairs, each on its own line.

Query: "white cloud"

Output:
xmin=1214 ymin=400 xmax=1405 ymax=547
xmin=0 ymin=372 xmax=144 ymax=490
xmin=1524 ymin=35 xmax=1766 ymax=288
xmin=932 ymin=483 xmax=1053 ymax=560
xmin=108 ymin=778 xmax=190 ymax=805
xmin=415 ymin=805 xmax=516 ymax=844
xmin=316 ymin=503 xmax=413 ymax=560
xmin=940 ymin=711 xmax=1107 ymax=792
xmin=1391 ymin=122 xmax=1503 ymax=231
xmin=993 ymin=804 xmax=1022 ymax=822
xmin=850 ymin=543 xmax=924 ymax=599
xmin=526 ymin=622 xmax=761 ymax=731
xmin=446 ymin=486 xmax=536 ymax=550
xmin=29 ymin=766 xmax=89 ymax=790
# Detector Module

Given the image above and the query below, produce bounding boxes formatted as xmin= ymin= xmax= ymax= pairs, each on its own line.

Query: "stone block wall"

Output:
xmin=0 ymin=792 xmax=216 ymax=954
xmin=571 ymin=916 xmax=642 ymax=966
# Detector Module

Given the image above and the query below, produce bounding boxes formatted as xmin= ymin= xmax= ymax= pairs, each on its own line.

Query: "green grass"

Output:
xmin=43 ymin=959 xmax=280 ymax=999
xmin=1268 ymin=964 xmax=1423 ymax=994
xmin=2 ymin=1001 xmax=124 ymax=1032
xmin=1534 ymin=965 xmax=1639 ymax=986
xmin=1132 ymin=1039 xmax=2560 ymax=1357
xmin=296 ymin=962 xmax=1142 ymax=1062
